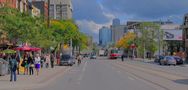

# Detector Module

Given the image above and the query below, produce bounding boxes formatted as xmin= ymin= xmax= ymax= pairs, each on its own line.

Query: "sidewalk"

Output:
xmin=0 ymin=66 xmax=71 ymax=90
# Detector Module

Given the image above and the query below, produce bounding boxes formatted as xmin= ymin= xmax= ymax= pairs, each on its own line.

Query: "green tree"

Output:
xmin=136 ymin=22 xmax=162 ymax=58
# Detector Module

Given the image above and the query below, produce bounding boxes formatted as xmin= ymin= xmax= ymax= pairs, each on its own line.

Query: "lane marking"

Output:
xmin=128 ymin=76 xmax=135 ymax=81
xmin=78 ymin=61 xmax=88 ymax=81
xmin=111 ymin=62 xmax=170 ymax=90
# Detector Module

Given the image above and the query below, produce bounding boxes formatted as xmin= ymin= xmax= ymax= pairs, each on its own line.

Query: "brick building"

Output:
xmin=0 ymin=0 xmax=17 ymax=8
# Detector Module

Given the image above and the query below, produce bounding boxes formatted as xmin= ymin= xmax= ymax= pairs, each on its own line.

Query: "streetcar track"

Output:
xmin=115 ymin=61 xmax=187 ymax=81
xmin=126 ymin=60 xmax=188 ymax=78
xmin=111 ymin=62 xmax=170 ymax=90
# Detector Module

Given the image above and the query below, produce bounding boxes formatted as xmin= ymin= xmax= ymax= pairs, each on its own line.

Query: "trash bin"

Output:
xmin=0 ymin=58 xmax=9 ymax=76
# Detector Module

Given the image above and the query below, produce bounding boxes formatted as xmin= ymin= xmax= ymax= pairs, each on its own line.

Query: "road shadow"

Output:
xmin=174 ymin=79 xmax=188 ymax=85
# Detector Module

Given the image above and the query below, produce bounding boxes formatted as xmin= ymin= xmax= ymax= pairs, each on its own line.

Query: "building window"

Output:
xmin=56 ymin=4 xmax=62 ymax=20
xmin=49 ymin=5 xmax=54 ymax=19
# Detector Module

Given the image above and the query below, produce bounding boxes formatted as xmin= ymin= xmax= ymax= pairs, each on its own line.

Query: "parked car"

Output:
xmin=160 ymin=56 xmax=176 ymax=66
xmin=173 ymin=56 xmax=183 ymax=65
xmin=60 ymin=54 xmax=75 ymax=66
xmin=154 ymin=55 xmax=164 ymax=63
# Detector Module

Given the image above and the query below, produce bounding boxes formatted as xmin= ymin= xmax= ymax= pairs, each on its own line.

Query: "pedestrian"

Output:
xmin=15 ymin=54 xmax=20 ymax=75
xmin=40 ymin=55 xmax=45 ymax=68
xmin=28 ymin=55 xmax=34 ymax=75
xmin=9 ymin=54 xmax=17 ymax=82
xmin=121 ymin=54 xmax=124 ymax=62
xmin=45 ymin=54 xmax=50 ymax=68
xmin=35 ymin=54 xmax=41 ymax=76
xmin=77 ymin=54 xmax=82 ymax=66
xmin=22 ymin=54 xmax=29 ymax=75
xmin=50 ymin=53 xmax=55 ymax=68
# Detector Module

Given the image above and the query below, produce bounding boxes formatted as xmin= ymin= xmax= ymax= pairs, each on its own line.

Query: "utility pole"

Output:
xmin=70 ymin=38 xmax=73 ymax=57
xmin=158 ymin=28 xmax=161 ymax=56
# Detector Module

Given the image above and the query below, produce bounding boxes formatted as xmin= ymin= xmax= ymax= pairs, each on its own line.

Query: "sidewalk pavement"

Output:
xmin=0 ymin=66 xmax=71 ymax=90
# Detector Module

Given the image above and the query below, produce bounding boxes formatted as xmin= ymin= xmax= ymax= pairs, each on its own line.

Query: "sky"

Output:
xmin=72 ymin=0 xmax=188 ymax=42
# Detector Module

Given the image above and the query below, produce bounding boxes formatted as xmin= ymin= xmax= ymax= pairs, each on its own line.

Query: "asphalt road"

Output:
xmin=32 ymin=57 xmax=188 ymax=90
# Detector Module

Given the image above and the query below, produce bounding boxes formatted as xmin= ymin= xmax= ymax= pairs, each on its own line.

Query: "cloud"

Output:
xmin=76 ymin=19 xmax=112 ymax=42
xmin=72 ymin=0 xmax=188 ymax=42
xmin=72 ymin=0 xmax=111 ymax=24
xmin=101 ymin=0 xmax=188 ymax=19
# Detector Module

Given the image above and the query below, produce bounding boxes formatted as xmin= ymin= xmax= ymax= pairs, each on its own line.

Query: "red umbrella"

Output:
xmin=15 ymin=43 xmax=41 ymax=52
xmin=31 ymin=47 xmax=41 ymax=52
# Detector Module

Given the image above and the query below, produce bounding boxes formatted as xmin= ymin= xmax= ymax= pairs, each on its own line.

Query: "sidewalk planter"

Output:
xmin=0 ymin=58 xmax=9 ymax=76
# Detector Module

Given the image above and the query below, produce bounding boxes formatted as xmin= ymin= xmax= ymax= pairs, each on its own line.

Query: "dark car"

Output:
xmin=173 ymin=56 xmax=184 ymax=65
xmin=60 ymin=54 xmax=75 ymax=66
xmin=154 ymin=55 xmax=164 ymax=63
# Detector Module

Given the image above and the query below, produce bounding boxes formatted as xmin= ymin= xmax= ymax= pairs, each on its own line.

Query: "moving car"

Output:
xmin=90 ymin=53 xmax=97 ymax=59
xmin=160 ymin=56 xmax=176 ymax=66
xmin=173 ymin=56 xmax=183 ymax=65
xmin=60 ymin=54 xmax=75 ymax=66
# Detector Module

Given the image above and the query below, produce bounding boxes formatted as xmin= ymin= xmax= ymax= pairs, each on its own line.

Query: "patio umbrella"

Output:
xmin=1 ymin=49 xmax=16 ymax=54
xmin=15 ymin=44 xmax=32 ymax=51
xmin=31 ymin=47 xmax=41 ymax=52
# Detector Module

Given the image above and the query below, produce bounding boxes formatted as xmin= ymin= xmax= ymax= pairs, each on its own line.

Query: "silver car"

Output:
xmin=160 ymin=56 xmax=176 ymax=66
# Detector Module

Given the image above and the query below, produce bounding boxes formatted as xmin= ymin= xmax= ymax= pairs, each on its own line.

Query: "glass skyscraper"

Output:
xmin=99 ymin=26 xmax=112 ymax=47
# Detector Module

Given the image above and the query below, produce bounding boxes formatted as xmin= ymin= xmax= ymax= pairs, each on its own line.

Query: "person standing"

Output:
xmin=50 ymin=54 xmax=55 ymax=68
xmin=45 ymin=54 xmax=50 ymax=68
xmin=40 ymin=55 xmax=45 ymax=68
xmin=22 ymin=54 xmax=28 ymax=75
xmin=34 ymin=54 xmax=41 ymax=76
xmin=28 ymin=55 xmax=34 ymax=75
xmin=15 ymin=54 xmax=20 ymax=75
xmin=9 ymin=54 xmax=17 ymax=82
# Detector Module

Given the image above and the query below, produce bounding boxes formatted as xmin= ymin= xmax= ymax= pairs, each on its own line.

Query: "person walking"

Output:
xmin=34 ymin=54 xmax=41 ymax=76
xmin=77 ymin=54 xmax=82 ymax=66
xmin=28 ymin=55 xmax=34 ymax=75
xmin=121 ymin=54 xmax=124 ymax=62
xmin=50 ymin=54 xmax=55 ymax=68
xmin=45 ymin=54 xmax=50 ymax=68
xmin=9 ymin=54 xmax=17 ymax=82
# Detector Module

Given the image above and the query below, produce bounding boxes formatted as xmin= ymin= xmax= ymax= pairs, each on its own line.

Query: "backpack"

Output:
xmin=10 ymin=59 xmax=17 ymax=71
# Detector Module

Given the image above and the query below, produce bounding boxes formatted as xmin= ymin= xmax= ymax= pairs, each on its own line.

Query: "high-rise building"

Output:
xmin=111 ymin=18 xmax=127 ymax=44
xmin=49 ymin=0 xmax=72 ymax=20
xmin=99 ymin=26 xmax=112 ymax=47
xmin=183 ymin=13 xmax=188 ymax=62
xmin=112 ymin=18 xmax=120 ymax=26
xmin=32 ymin=1 xmax=48 ymax=19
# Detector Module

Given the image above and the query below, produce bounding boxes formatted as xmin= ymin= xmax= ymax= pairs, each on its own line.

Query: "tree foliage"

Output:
xmin=136 ymin=22 xmax=162 ymax=57
xmin=0 ymin=7 xmax=89 ymax=51
xmin=116 ymin=32 xmax=136 ymax=49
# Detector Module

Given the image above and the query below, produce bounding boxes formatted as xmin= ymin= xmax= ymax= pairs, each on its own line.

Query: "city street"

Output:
xmin=30 ymin=57 xmax=188 ymax=90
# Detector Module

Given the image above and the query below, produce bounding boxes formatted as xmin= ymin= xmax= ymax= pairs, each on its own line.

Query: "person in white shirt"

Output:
xmin=35 ymin=54 xmax=41 ymax=76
